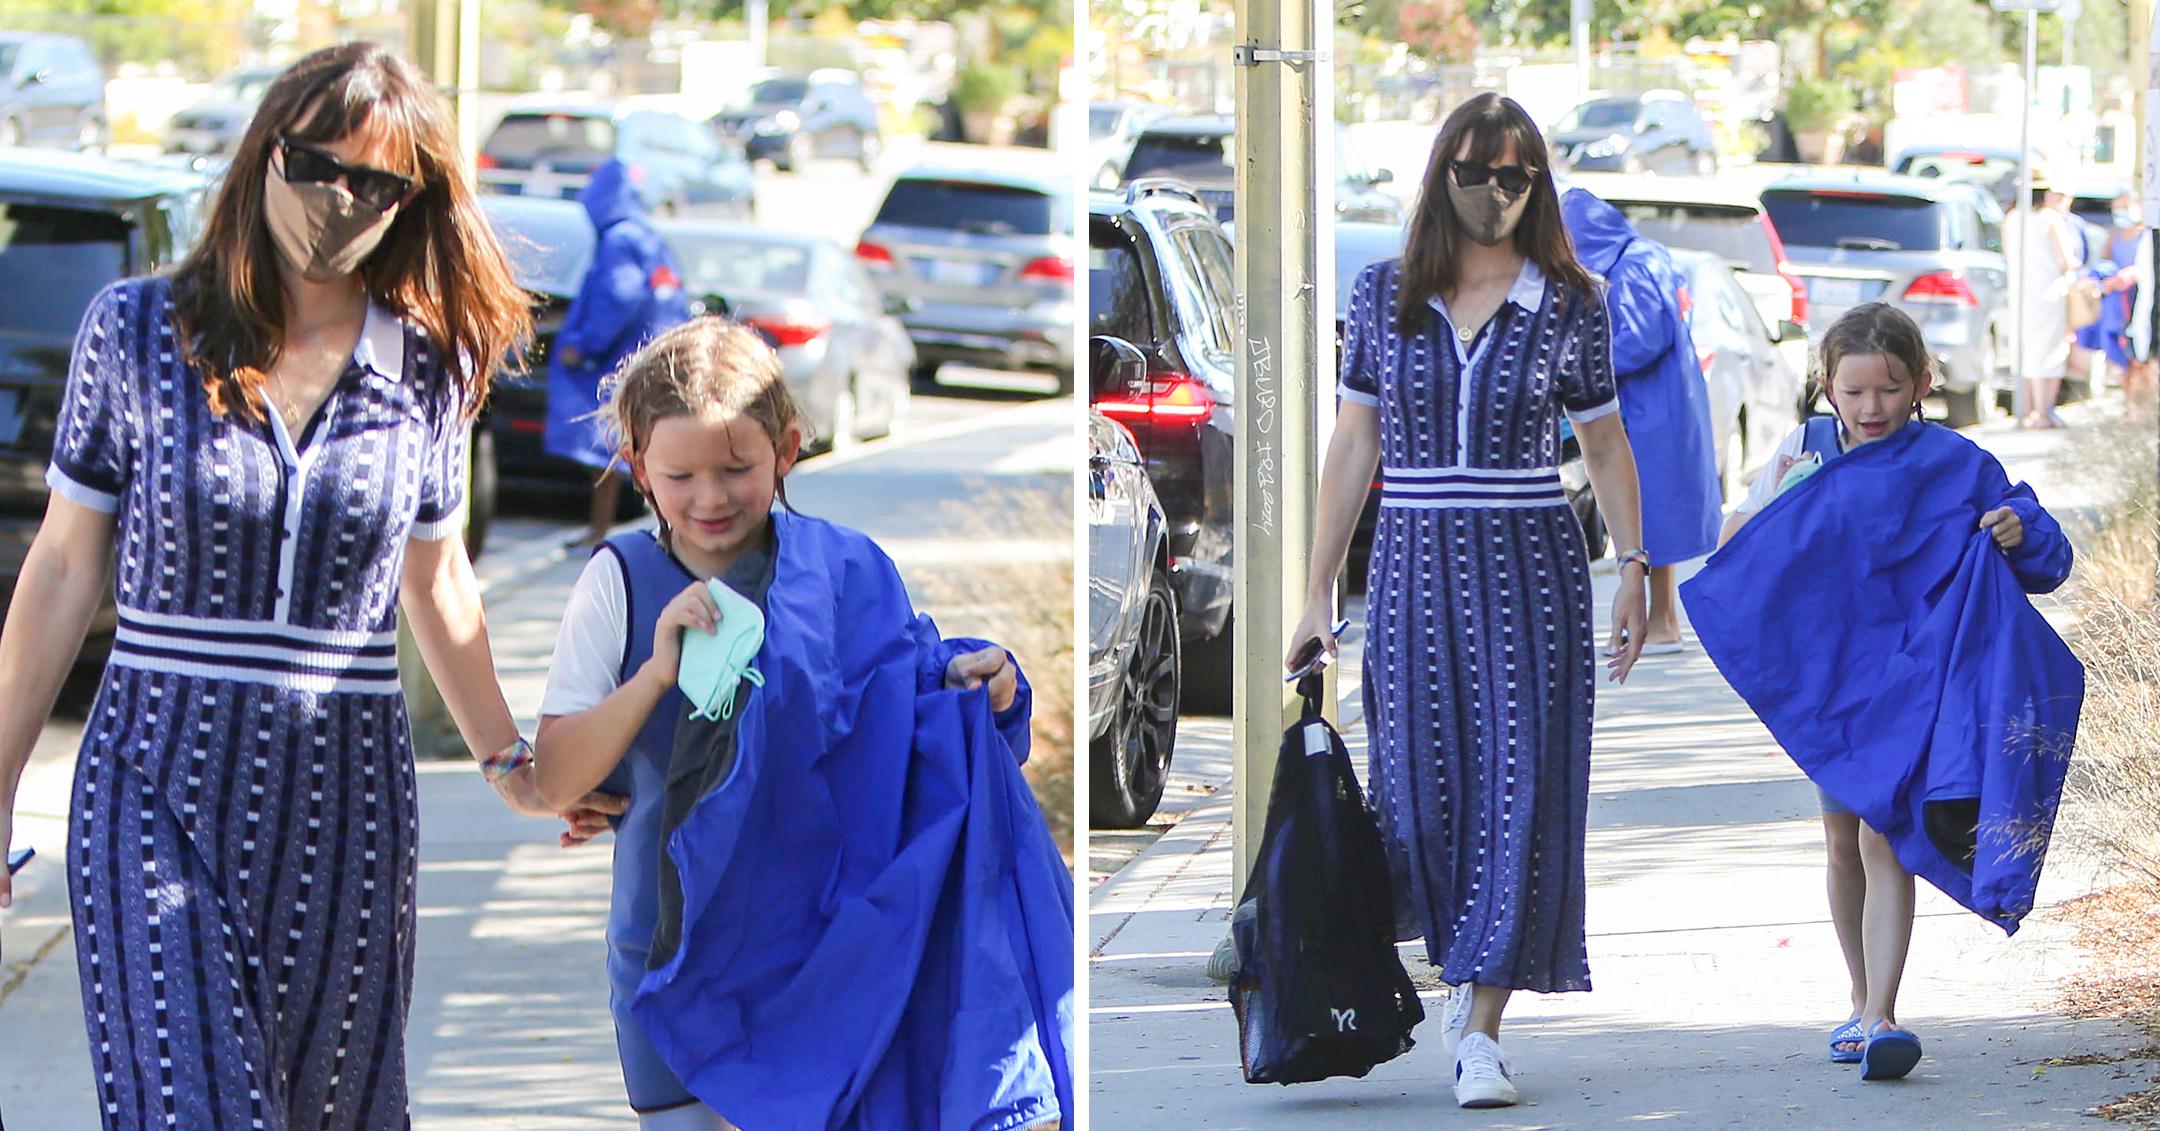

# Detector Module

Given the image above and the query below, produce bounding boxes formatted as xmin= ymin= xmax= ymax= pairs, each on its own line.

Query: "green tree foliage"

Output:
xmin=0 ymin=0 xmax=254 ymax=75
xmin=1396 ymin=0 xmax=1480 ymax=62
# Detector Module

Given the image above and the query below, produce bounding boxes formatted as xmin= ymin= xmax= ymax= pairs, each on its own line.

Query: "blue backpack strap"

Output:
xmin=1801 ymin=415 xmax=1841 ymax=461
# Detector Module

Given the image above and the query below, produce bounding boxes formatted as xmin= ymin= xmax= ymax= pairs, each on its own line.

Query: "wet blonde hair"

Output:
xmin=600 ymin=317 xmax=809 ymax=512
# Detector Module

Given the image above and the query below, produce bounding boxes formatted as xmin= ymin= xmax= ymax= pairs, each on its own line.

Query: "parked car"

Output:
xmin=0 ymin=33 xmax=105 ymax=150
xmin=1088 ymin=336 xmax=1179 ymax=828
xmin=1088 ymin=100 xmax=1165 ymax=189
xmin=1550 ymin=92 xmax=1717 ymax=176
xmin=1560 ymin=171 xmax=1811 ymax=379
xmin=1760 ymin=172 xmax=2011 ymax=426
xmin=857 ymin=156 xmax=1074 ymax=392
xmin=162 ymin=65 xmax=280 ymax=157
xmin=1887 ymin=144 xmax=2044 ymax=209
xmin=1118 ymin=115 xmax=1403 ymax=225
xmin=475 ymin=194 xmax=601 ymax=506
xmin=1088 ymin=181 xmax=1236 ymax=709
xmin=0 ymin=150 xmax=209 ymax=644
xmin=477 ymin=100 xmax=755 ymax=219
xmin=1669 ymin=248 xmax=1806 ymax=504
xmin=658 ymin=218 xmax=912 ymax=448
xmin=711 ymin=71 xmax=880 ymax=173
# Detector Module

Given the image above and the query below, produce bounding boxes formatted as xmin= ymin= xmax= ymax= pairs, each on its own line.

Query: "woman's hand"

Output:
xmin=1980 ymin=506 xmax=2025 ymax=551
xmin=560 ymin=791 xmax=629 ymax=847
xmin=1286 ymin=599 xmax=1340 ymax=672
xmin=488 ymin=761 xmax=558 ymax=819
xmin=641 ymin=580 xmax=722 ymax=690
xmin=945 ymin=646 xmax=1019 ymax=713
xmin=1606 ymin=567 xmax=1649 ymax=683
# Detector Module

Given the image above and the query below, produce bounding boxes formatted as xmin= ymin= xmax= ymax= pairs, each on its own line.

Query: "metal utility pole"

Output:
xmin=1227 ymin=0 xmax=1331 ymax=906
xmin=1995 ymin=0 xmax=2058 ymax=423
xmin=1572 ymin=0 xmax=1591 ymax=105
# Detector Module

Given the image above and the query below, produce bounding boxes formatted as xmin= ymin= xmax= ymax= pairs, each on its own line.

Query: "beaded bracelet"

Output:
xmin=1616 ymin=548 xmax=1652 ymax=574
xmin=480 ymin=736 xmax=534 ymax=784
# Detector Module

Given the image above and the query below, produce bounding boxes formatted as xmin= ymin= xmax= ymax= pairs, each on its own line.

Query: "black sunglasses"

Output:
xmin=1449 ymin=159 xmax=1536 ymax=196
xmin=276 ymin=136 xmax=417 ymax=212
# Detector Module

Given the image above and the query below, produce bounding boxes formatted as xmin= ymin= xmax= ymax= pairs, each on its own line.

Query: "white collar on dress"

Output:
xmin=1426 ymin=257 xmax=1549 ymax=316
xmin=351 ymin=301 xmax=405 ymax=382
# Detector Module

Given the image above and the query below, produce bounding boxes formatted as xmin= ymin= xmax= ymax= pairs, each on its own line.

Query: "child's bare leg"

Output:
xmin=1822 ymin=810 xmax=1867 ymax=1021
xmin=1646 ymin=565 xmax=1682 ymax=645
xmin=1857 ymin=821 xmax=1916 ymax=1028
xmin=1466 ymin=983 xmax=1514 ymax=1041
xmin=638 ymin=1103 xmax=739 ymax=1131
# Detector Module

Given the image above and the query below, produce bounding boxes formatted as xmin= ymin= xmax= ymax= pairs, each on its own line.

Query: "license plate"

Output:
xmin=917 ymin=258 xmax=996 ymax=287
xmin=1808 ymin=277 xmax=1865 ymax=306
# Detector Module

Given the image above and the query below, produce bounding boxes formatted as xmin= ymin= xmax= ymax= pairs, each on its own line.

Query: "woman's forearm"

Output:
xmin=0 ymin=509 xmax=112 ymax=807
xmin=1304 ymin=405 xmax=1382 ymax=607
xmin=399 ymin=536 xmax=520 ymax=763
xmin=1577 ymin=415 xmax=1645 ymax=556
xmin=532 ymin=668 xmax=669 ymax=811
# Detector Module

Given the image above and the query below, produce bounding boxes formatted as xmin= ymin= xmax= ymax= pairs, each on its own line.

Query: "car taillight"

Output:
xmin=855 ymin=240 xmax=896 ymax=270
xmin=1902 ymin=271 xmax=1978 ymax=307
xmin=1019 ymin=255 xmax=1073 ymax=283
xmin=748 ymin=317 xmax=829 ymax=347
xmin=1094 ymin=370 xmax=1216 ymax=423
xmin=1759 ymin=214 xmax=1807 ymax=325
xmin=475 ymin=152 xmax=499 ymax=170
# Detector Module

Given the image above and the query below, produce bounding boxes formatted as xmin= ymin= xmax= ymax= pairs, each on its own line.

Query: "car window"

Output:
xmin=1124 ymin=132 xmax=1232 ymax=182
xmin=1171 ymin=223 xmax=1236 ymax=357
xmin=1611 ymin=202 xmax=1777 ymax=273
xmin=0 ymin=202 xmax=130 ymax=337
xmin=626 ymin=112 xmax=683 ymax=153
xmin=61 ymin=40 xmax=96 ymax=75
xmin=1558 ymin=101 xmax=1637 ymax=132
xmin=1973 ymin=201 xmax=2004 ymax=253
xmin=1161 ymin=225 xmax=1233 ymax=358
xmin=744 ymin=78 xmax=808 ymax=106
xmin=874 ymin=178 xmax=1057 ymax=236
xmin=1761 ymin=190 xmax=1947 ymax=252
xmin=1090 ymin=106 xmax=1122 ymax=139
xmin=1089 ymin=221 xmax=1156 ymax=345
xmin=674 ymin=235 xmax=812 ymax=296
xmin=484 ymin=114 xmax=616 ymax=165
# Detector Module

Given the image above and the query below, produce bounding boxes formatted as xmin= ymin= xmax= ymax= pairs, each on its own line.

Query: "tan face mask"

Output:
xmin=1447 ymin=179 xmax=1530 ymax=247
xmin=263 ymin=160 xmax=396 ymax=283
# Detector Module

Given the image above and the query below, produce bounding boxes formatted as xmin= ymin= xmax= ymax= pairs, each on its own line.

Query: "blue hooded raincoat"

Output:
xmin=543 ymin=159 xmax=693 ymax=469
xmin=632 ymin=510 xmax=1075 ymax=1131
xmin=1679 ymin=422 xmax=2083 ymax=932
xmin=1560 ymin=188 xmax=1721 ymax=564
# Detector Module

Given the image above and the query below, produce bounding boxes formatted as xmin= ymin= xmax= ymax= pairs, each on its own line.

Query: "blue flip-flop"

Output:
xmin=1828 ymin=1018 xmax=1865 ymax=1064
xmin=1860 ymin=1021 xmax=1923 ymax=1080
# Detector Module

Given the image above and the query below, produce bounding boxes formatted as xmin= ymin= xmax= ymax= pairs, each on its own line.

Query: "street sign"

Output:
xmin=1990 ymin=0 xmax=2061 ymax=11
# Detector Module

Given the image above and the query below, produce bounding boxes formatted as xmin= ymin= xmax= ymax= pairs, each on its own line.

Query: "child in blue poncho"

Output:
xmin=528 ymin=317 xmax=1073 ymax=1130
xmin=1700 ymin=302 xmax=2078 ymax=1084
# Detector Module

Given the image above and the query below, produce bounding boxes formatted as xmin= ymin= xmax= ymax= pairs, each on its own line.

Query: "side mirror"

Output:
xmin=1775 ymin=320 xmax=1805 ymax=344
xmin=1372 ymin=168 xmax=1394 ymax=186
xmin=694 ymin=292 xmax=733 ymax=319
xmin=883 ymin=292 xmax=918 ymax=317
xmin=1090 ymin=334 xmax=1148 ymax=400
xmin=29 ymin=68 xmax=51 ymax=85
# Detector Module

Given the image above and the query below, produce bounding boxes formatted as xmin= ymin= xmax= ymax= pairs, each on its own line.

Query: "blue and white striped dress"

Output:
xmin=1340 ymin=257 xmax=1615 ymax=994
xmin=49 ymin=277 xmax=469 ymax=1129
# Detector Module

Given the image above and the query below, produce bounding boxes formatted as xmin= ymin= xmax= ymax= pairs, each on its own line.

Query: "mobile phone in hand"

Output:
xmin=6 ymin=846 xmax=31 ymax=875
xmin=1284 ymin=619 xmax=1353 ymax=682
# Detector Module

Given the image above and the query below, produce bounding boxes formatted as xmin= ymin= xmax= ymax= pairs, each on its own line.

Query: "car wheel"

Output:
xmin=464 ymin=426 xmax=497 ymax=560
xmin=785 ymin=133 xmax=811 ymax=172
xmin=1180 ymin=611 xmax=1233 ymax=715
xmin=909 ymin=361 xmax=940 ymax=393
xmin=1091 ymin=566 xmax=1180 ymax=829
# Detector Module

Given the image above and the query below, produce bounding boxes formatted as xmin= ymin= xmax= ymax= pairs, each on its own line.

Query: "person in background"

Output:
xmin=545 ymin=158 xmax=693 ymax=547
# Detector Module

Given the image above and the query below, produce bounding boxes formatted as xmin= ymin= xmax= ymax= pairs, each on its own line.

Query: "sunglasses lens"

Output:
xmin=349 ymin=172 xmax=408 ymax=211
xmin=1497 ymin=168 xmax=1533 ymax=194
xmin=282 ymin=141 xmax=342 ymax=185
xmin=1451 ymin=160 xmax=1490 ymax=187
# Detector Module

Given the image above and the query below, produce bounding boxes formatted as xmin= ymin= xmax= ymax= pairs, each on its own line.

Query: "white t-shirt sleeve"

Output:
xmin=1732 ymin=424 xmax=1811 ymax=516
xmin=540 ymin=551 xmax=631 ymax=718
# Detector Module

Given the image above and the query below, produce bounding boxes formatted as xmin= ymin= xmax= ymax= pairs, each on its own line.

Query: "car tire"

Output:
xmin=1180 ymin=611 xmax=1233 ymax=715
xmin=909 ymin=361 xmax=940 ymax=393
xmin=464 ymin=426 xmax=497 ymax=561
xmin=1091 ymin=566 xmax=1181 ymax=829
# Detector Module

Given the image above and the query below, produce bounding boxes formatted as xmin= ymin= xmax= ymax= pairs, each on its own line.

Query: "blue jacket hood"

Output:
xmin=581 ymin=158 xmax=647 ymax=230
xmin=1560 ymin=187 xmax=1637 ymax=276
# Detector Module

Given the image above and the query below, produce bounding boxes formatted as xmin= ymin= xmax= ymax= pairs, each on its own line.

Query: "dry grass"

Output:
xmin=911 ymin=481 xmax=1076 ymax=867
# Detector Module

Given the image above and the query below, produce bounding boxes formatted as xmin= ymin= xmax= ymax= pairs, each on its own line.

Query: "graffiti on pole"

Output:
xmin=1251 ymin=330 xmax=1277 ymax=538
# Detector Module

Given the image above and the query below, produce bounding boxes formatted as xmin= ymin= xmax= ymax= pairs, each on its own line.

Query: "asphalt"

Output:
xmin=1086 ymin=400 xmax=2153 ymax=1129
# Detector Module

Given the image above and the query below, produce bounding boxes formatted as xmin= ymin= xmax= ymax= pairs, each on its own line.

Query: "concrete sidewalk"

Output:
xmin=1088 ymin=407 xmax=2149 ymax=1128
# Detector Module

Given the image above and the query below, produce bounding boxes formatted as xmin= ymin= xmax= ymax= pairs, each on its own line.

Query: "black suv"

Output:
xmin=713 ymin=72 xmax=881 ymax=173
xmin=0 ymin=150 xmax=209 ymax=641
xmin=1119 ymin=115 xmax=1403 ymax=227
xmin=1088 ymin=181 xmax=1237 ymax=710
xmin=1551 ymin=94 xmax=1718 ymax=177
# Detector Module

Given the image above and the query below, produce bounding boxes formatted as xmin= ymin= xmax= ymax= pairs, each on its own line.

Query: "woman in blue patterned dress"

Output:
xmin=1290 ymin=94 xmax=1649 ymax=1110
xmin=0 ymin=43 xmax=617 ymax=1128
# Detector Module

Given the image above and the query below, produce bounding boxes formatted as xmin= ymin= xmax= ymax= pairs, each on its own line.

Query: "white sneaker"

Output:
xmin=1439 ymin=982 xmax=1476 ymax=1059
xmin=1453 ymin=1032 xmax=1518 ymax=1109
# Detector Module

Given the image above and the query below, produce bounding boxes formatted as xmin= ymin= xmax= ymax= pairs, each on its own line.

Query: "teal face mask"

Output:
xmin=678 ymin=578 xmax=766 ymax=721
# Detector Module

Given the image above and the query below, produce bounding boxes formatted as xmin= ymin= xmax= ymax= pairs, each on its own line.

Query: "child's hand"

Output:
xmin=560 ymin=790 xmax=628 ymax=848
xmin=642 ymin=580 xmax=723 ymax=688
xmin=946 ymin=646 xmax=1019 ymax=713
xmin=1980 ymin=506 xmax=2024 ymax=551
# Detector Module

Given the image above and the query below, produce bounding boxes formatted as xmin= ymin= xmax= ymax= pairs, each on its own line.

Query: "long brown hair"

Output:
xmin=1817 ymin=301 xmax=1934 ymax=410
xmin=1395 ymin=93 xmax=1594 ymax=334
xmin=170 ymin=42 xmax=531 ymax=422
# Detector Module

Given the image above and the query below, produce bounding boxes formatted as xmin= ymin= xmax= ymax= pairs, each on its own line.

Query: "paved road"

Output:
xmin=1087 ymin=401 xmax=2148 ymax=1128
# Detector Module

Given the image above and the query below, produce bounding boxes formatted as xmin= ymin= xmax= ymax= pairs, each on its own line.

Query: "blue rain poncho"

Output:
xmin=1680 ymin=421 xmax=2082 ymax=932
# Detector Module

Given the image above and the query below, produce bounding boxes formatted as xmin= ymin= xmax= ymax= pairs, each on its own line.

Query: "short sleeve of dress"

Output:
xmin=1338 ymin=263 xmax=1383 ymax=408
xmin=410 ymin=357 xmax=470 ymax=543
xmin=45 ymin=282 xmax=133 ymax=513
xmin=1558 ymin=284 xmax=1621 ymax=425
